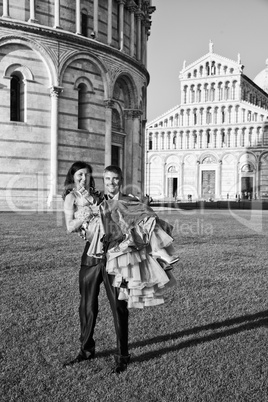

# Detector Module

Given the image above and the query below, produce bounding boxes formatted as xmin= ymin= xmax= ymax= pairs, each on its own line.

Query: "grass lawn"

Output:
xmin=1 ymin=208 xmax=268 ymax=402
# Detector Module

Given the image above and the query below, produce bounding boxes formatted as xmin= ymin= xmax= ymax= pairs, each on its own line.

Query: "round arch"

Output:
xmin=112 ymin=72 xmax=138 ymax=110
xmin=0 ymin=35 xmax=56 ymax=86
xmin=60 ymin=51 xmax=109 ymax=99
xmin=4 ymin=63 xmax=34 ymax=81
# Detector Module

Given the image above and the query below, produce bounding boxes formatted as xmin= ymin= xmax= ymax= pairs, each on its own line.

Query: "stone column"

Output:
xmin=124 ymin=109 xmax=142 ymax=193
xmin=196 ymin=160 xmax=200 ymax=198
xmin=76 ymin=0 xmax=81 ymax=35
xmin=236 ymin=162 xmax=240 ymax=196
xmin=2 ymin=0 xmax=10 ymax=18
xmin=118 ymin=0 xmax=126 ymax=51
xmin=29 ymin=0 xmax=38 ymax=23
xmin=162 ymin=162 xmax=166 ymax=197
xmin=181 ymin=162 xmax=184 ymax=199
xmin=141 ymin=18 xmax=146 ymax=65
xmin=128 ymin=3 xmax=137 ymax=57
xmin=244 ymin=127 xmax=249 ymax=147
xmin=256 ymin=159 xmax=260 ymax=198
xmin=93 ymin=0 xmax=99 ymax=38
xmin=48 ymin=86 xmax=63 ymax=204
xmin=107 ymin=0 xmax=113 ymax=45
xmin=104 ymin=100 xmax=114 ymax=167
xmin=140 ymin=118 xmax=147 ymax=196
xmin=136 ymin=10 xmax=142 ymax=61
xmin=54 ymin=0 xmax=60 ymax=28
xmin=237 ymin=128 xmax=242 ymax=148
xmin=217 ymin=160 xmax=222 ymax=199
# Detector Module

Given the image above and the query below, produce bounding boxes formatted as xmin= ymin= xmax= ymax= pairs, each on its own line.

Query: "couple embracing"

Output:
xmin=62 ymin=162 xmax=179 ymax=373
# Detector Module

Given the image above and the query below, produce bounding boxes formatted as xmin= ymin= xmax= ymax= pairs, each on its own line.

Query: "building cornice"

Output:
xmin=0 ymin=19 xmax=150 ymax=84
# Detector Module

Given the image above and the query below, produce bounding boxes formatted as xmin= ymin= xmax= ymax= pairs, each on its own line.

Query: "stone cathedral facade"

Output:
xmin=0 ymin=0 xmax=155 ymax=210
xmin=145 ymin=43 xmax=268 ymax=202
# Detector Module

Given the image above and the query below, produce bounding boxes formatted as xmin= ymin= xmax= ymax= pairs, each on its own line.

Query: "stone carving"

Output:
xmin=202 ymin=155 xmax=217 ymax=164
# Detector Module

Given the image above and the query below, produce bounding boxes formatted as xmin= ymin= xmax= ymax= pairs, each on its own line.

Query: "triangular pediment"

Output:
xmin=180 ymin=52 xmax=243 ymax=79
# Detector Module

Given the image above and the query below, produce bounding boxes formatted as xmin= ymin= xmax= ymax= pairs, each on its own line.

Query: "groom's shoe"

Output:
xmin=63 ymin=351 xmax=95 ymax=367
xmin=113 ymin=354 xmax=130 ymax=374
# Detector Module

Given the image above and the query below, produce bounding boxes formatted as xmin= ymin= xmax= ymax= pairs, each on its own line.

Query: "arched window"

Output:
xmin=199 ymin=130 xmax=203 ymax=148
xmin=179 ymin=131 xmax=183 ymax=149
xmin=186 ymin=109 xmax=190 ymax=125
xmin=206 ymin=129 xmax=211 ymax=148
xmin=235 ymin=105 xmax=239 ymax=123
xmin=228 ymin=106 xmax=232 ymax=123
xmin=218 ymin=83 xmax=223 ymax=101
xmin=161 ymin=133 xmax=165 ymax=149
xmin=155 ymin=133 xmax=159 ymax=150
xmin=193 ymin=109 xmax=197 ymax=125
xmin=248 ymin=127 xmax=253 ymax=147
xmin=200 ymin=108 xmax=204 ymax=125
xmin=78 ymin=83 xmax=88 ymax=129
xmin=206 ymin=108 xmax=212 ymax=124
xmin=210 ymin=84 xmax=215 ymax=101
xmin=183 ymin=86 xmax=187 ymax=104
xmin=211 ymin=61 xmax=216 ymax=75
xmin=180 ymin=110 xmax=184 ymax=126
xmin=213 ymin=130 xmax=217 ymax=148
xmin=197 ymin=85 xmax=201 ymax=102
xmin=190 ymin=85 xmax=195 ymax=103
xmin=10 ymin=73 xmax=25 ymax=122
xmin=232 ymin=82 xmax=237 ymax=100
xmin=241 ymin=128 xmax=246 ymax=147
xmin=204 ymin=84 xmax=208 ymax=101
xmin=234 ymin=128 xmax=239 ymax=147
xmin=206 ymin=62 xmax=210 ymax=76
xmin=225 ymin=82 xmax=230 ymax=100
xmin=193 ymin=131 xmax=197 ymax=148
xmin=167 ymin=132 xmax=171 ymax=149
xmin=221 ymin=130 xmax=225 ymax=147
xmin=221 ymin=107 xmax=225 ymax=123
xmin=214 ymin=107 xmax=218 ymax=124
xmin=173 ymin=132 xmax=177 ymax=149
xmin=227 ymin=129 xmax=231 ymax=147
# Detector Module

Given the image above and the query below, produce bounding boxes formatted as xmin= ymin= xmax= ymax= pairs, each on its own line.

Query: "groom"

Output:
xmin=64 ymin=165 xmax=134 ymax=373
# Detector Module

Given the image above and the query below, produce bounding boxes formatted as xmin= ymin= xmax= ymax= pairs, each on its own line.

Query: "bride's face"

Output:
xmin=73 ymin=168 xmax=90 ymax=190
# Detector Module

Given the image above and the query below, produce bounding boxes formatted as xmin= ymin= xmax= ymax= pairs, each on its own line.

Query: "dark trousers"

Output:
xmin=79 ymin=244 xmax=129 ymax=358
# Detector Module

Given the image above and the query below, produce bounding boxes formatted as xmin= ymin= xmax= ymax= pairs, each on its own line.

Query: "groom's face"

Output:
xmin=103 ymin=170 xmax=122 ymax=198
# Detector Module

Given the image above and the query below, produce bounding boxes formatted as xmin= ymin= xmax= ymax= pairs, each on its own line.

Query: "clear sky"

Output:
xmin=147 ymin=0 xmax=268 ymax=122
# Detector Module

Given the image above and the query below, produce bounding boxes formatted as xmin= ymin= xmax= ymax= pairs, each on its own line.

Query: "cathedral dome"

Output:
xmin=254 ymin=59 xmax=268 ymax=93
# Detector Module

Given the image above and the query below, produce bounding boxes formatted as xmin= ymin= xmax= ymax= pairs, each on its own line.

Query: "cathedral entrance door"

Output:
xmin=167 ymin=177 xmax=178 ymax=198
xmin=241 ymin=177 xmax=253 ymax=200
xmin=201 ymin=170 xmax=215 ymax=200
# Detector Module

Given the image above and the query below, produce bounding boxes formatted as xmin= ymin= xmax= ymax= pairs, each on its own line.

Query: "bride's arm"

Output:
xmin=64 ymin=192 xmax=84 ymax=233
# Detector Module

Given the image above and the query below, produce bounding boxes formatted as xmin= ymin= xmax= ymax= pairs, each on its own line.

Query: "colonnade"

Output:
xmin=1 ymin=0 xmax=149 ymax=63
xmin=149 ymin=125 xmax=265 ymax=151
xmin=182 ymin=81 xmax=239 ymax=104
xmin=155 ymin=106 xmax=266 ymax=129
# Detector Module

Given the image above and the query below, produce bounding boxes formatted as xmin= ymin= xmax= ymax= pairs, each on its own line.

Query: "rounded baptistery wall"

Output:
xmin=0 ymin=0 xmax=155 ymax=210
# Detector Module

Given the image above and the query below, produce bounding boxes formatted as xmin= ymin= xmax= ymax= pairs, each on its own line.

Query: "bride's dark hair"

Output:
xmin=62 ymin=161 xmax=95 ymax=200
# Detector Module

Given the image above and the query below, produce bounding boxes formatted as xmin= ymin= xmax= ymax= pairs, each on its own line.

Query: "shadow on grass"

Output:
xmin=95 ymin=310 xmax=268 ymax=361
xmin=129 ymin=309 xmax=268 ymax=362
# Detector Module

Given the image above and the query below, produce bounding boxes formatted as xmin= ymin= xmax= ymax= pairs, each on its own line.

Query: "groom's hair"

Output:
xmin=103 ymin=165 xmax=123 ymax=180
